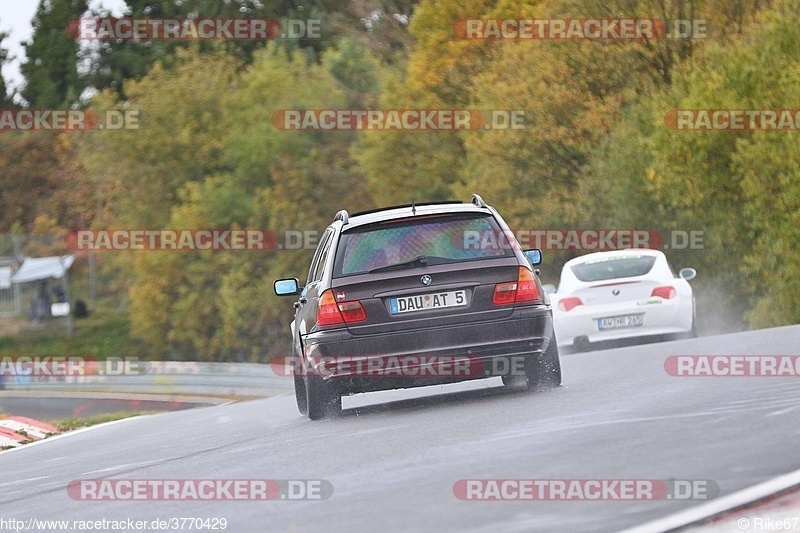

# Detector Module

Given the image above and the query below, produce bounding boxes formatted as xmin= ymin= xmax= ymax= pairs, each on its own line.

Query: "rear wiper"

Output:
xmin=369 ymin=255 xmax=428 ymax=274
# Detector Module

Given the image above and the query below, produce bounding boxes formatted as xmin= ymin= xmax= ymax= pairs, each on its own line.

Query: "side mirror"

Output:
xmin=542 ymin=284 xmax=557 ymax=295
xmin=678 ymin=267 xmax=697 ymax=281
xmin=523 ymin=248 xmax=542 ymax=267
xmin=274 ymin=278 xmax=301 ymax=296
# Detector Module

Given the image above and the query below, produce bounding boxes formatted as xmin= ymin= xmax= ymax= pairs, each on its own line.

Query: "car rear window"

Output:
xmin=570 ymin=254 xmax=657 ymax=282
xmin=333 ymin=214 xmax=514 ymax=277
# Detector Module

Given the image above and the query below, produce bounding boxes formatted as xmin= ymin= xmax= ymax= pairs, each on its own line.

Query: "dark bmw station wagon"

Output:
xmin=274 ymin=194 xmax=561 ymax=419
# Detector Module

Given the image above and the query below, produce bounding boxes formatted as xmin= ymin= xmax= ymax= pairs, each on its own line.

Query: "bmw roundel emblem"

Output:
xmin=612 ymin=288 xmax=620 ymax=296
xmin=421 ymin=275 xmax=432 ymax=286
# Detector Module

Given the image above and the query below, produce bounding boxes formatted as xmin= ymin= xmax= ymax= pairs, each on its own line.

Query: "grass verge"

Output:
xmin=50 ymin=410 xmax=151 ymax=432
xmin=0 ymin=311 xmax=153 ymax=359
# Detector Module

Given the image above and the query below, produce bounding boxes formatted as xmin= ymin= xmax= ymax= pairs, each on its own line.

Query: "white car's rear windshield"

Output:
xmin=570 ymin=255 xmax=657 ymax=282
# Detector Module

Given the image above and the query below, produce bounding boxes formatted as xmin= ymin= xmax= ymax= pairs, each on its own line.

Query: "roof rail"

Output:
xmin=334 ymin=210 xmax=349 ymax=224
xmin=350 ymin=201 xmax=462 ymax=218
xmin=471 ymin=194 xmax=488 ymax=208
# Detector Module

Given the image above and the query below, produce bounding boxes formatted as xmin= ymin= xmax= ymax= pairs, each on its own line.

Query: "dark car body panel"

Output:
xmin=331 ymin=258 xmax=521 ymax=335
xmin=302 ymin=306 xmax=553 ymax=393
xmin=281 ymin=198 xmax=557 ymax=410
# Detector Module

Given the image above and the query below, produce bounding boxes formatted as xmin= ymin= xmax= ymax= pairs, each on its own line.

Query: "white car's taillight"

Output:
xmin=651 ymin=286 xmax=676 ymax=299
xmin=558 ymin=297 xmax=583 ymax=312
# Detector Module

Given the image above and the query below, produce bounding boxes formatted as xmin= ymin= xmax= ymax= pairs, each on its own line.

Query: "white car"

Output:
xmin=549 ymin=249 xmax=696 ymax=351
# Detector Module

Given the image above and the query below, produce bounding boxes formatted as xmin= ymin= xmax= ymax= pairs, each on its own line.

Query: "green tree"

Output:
xmin=0 ymin=27 xmax=13 ymax=107
xmin=123 ymin=43 xmax=372 ymax=360
xmin=353 ymin=0 xmax=502 ymax=205
xmin=326 ymin=0 xmax=417 ymax=65
xmin=21 ymin=0 xmax=89 ymax=107
xmin=87 ymin=0 xmax=329 ymax=99
xmin=580 ymin=0 xmax=800 ymax=331
xmin=79 ymin=47 xmax=240 ymax=230
xmin=0 ymin=132 xmax=93 ymax=232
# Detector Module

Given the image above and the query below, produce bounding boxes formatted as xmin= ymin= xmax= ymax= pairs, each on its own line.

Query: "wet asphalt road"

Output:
xmin=1 ymin=326 xmax=799 ymax=533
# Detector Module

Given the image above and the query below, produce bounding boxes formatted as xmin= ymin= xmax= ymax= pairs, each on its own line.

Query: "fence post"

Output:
xmin=59 ymin=256 xmax=74 ymax=337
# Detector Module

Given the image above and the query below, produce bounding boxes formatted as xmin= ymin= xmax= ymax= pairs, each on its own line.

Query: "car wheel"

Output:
xmin=503 ymin=337 xmax=562 ymax=391
xmin=527 ymin=335 xmax=562 ymax=389
xmin=306 ymin=376 xmax=342 ymax=420
xmin=573 ymin=336 xmax=590 ymax=353
xmin=501 ymin=373 xmax=528 ymax=388
xmin=294 ymin=373 xmax=308 ymax=415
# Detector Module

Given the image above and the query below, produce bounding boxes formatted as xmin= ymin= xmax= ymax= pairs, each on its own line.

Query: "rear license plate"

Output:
xmin=598 ymin=314 xmax=644 ymax=330
xmin=390 ymin=290 xmax=467 ymax=315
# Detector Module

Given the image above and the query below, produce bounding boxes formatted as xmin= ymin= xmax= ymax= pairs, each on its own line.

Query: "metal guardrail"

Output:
xmin=0 ymin=362 xmax=292 ymax=398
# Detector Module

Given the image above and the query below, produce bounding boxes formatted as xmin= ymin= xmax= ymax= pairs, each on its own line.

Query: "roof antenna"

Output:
xmin=411 ymin=197 xmax=416 ymax=215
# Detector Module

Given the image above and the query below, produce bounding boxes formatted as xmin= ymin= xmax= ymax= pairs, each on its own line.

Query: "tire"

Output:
xmin=306 ymin=376 xmax=342 ymax=420
xmin=573 ymin=336 xmax=590 ymax=353
xmin=502 ymin=336 xmax=562 ymax=391
xmin=294 ymin=373 xmax=308 ymax=415
xmin=528 ymin=335 xmax=562 ymax=389
xmin=501 ymin=373 xmax=528 ymax=388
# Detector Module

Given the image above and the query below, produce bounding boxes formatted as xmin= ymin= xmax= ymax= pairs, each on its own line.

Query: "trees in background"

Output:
xmin=5 ymin=0 xmax=800 ymax=358
xmin=0 ymin=28 xmax=13 ymax=108
xmin=90 ymin=44 xmax=373 ymax=360
xmin=576 ymin=1 xmax=800 ymax=332
xmin=21 ymin=0 xmax=89 ymax=108
xmin=86 ymin=0 xmax=327 ymax=99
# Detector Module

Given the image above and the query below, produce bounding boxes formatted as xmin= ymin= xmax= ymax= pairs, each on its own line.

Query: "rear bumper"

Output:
xmin=554 ymin=297 xmax=692 ymax=347
xmin=300 ymin=306 xmax=553 ymax=393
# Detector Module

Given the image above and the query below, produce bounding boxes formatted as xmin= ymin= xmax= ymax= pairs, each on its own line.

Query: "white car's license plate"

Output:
xmin=390 ymin=290 xmax=467 ymax=314
xmin=598 ymin=314 xmax=644 ymax=330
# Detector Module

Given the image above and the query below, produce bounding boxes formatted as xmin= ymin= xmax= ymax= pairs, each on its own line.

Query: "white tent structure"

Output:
xmin=10 ymin=255 xmax=75 ymax=284
xmin=10 ymin=255 xmax=76 ymax=334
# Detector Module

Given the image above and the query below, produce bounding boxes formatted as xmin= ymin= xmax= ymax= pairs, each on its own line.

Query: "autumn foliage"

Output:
xmin=2 ymin=0 xmax=798 ymax=359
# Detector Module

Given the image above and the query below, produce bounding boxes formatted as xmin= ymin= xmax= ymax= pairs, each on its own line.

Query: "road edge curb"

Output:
xmin=620 ymin=469 xmax=800 ymax=532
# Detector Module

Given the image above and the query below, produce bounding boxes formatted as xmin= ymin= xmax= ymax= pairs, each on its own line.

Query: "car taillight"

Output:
xmin=493 ymin=281 xmax=517 ymax=305
xmin=558 ymin=297 xmax=583 ymax=312
xmin=651 ymin=286 xmax=676 ymax=299
xmin=515 ymin=267 xmax=541 ymax=303
xmin=493 ymin=267 xmax=541 ymax=305
xmin=338 ymin=300 xmax=367 ymax=323
xmin=317 ymin=290 xmax=344 ymax=326
xmin=317 ymin=289 xmax=367 ymax=326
